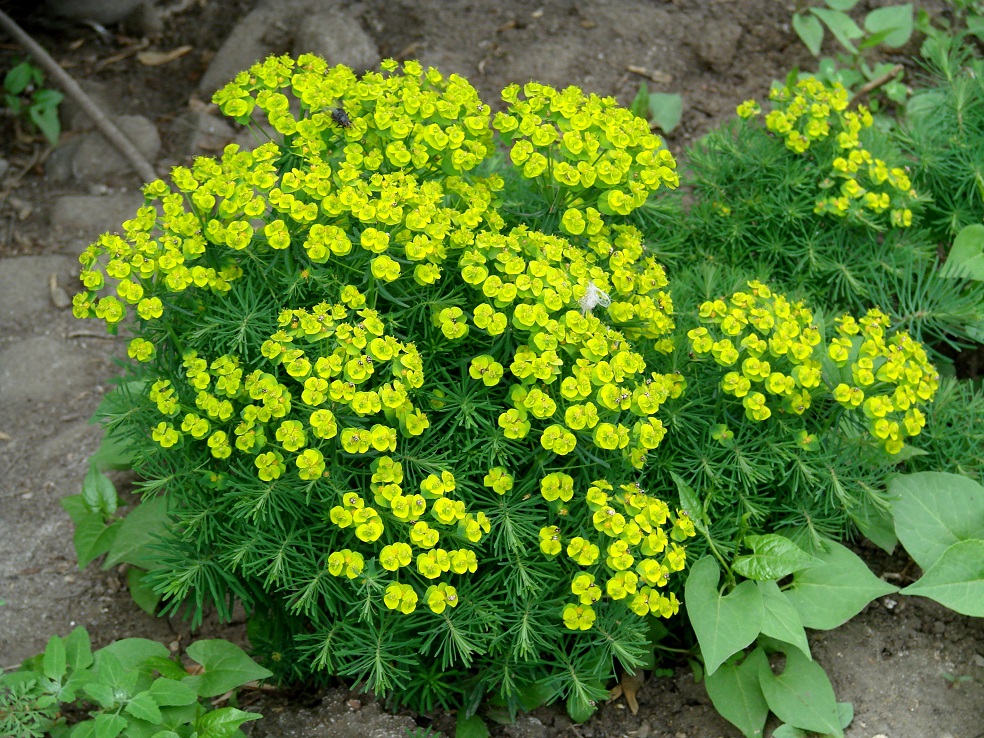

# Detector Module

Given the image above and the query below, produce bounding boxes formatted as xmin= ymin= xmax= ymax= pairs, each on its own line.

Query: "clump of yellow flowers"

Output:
xmin=738 ymin=77 xmax=917 ymax=229
xmin=687 ymin=281 xmax=937 ymax=454
xmin=74 ymin=55 xmax=938 ymax=714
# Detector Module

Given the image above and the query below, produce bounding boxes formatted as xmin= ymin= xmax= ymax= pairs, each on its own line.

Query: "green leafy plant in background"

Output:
xmin=0 ymin=627 xmax=268 ymax=738
xmin=629 ymin=82 xmax=684 ymax=134
xmin=792 ymin=0 xmax=914 ymax=106
xmin=3 ymin=59 xmax=62 ymax=145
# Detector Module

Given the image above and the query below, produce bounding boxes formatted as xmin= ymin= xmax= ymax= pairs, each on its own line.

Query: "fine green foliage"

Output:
xmin=3 ymin=59 xmax=62 ymax=145
xmin=0 ymin=627 xmax=266 ymax=738
xmin=68 ymin=51 xmax=971 ymax=727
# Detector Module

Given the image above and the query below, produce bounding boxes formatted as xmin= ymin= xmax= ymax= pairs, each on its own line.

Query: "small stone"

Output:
xmin=292 ymin=11 xmax=381 ymax=72
xmin=0 ymin=337 xmax=93 ymax=405
xmin=44 ymin=137 xmax=82 ymax=184
xmin=504 ymin=715 xmax=547 ymax=738
xmin=50 ymin=192 xmax=144 ymax=237
xmin=59 ymin=79 xmax=119 ymax=132
xmin=346 ymin=699 xmax=361 ymax=710
xmin=168 ymin=110 xmax=236 ymax=156
xmin=71 ymin=115 xmax=160 ymax=182
xmin=49 ymin=273 xmax=71 ymax=309
xmin=0 ymin=255 xmax=75 ymax=325
xmin=198 ymin=5 xmax=287 ymax=96
xmin=7 ymin=197 xmax=33 ymax=221
xmin=694 ymin=18 xmax=743 ymax=73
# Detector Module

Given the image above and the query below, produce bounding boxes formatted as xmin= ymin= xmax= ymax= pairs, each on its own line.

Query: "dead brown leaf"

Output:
xmin=137 ymin=46 xmax=193 ymax=66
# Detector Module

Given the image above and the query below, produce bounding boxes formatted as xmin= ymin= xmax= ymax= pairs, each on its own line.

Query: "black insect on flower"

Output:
xmin=331 ymin=105 xmax=352 ymax=128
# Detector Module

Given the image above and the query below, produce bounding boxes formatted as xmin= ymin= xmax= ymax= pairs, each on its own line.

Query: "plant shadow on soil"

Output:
xmin=0 ymin=1 xmax=982 ymax=737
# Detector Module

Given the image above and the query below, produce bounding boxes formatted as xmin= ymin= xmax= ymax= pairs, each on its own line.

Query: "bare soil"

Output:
xmin=1 ymin=2 xmax=982 ymax=737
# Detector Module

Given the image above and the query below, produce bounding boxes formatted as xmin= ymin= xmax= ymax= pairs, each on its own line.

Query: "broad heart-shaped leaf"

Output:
xmin=127 ymin=567 xmax=162 ymax=615
xmin=757 ymin=582 xmax=811 ymax=659
xmin=185 ymin=639 xmax=274 ymax=697
xmin=685 ymin=556 xmax=764 ymax=676
xmin=757 ymin=648 xmax=843 ymax=738
xmin=194 ymin=706 xmax=261 ymax=738
xmin=793 ymin=12 xmax=824 ymax=55
xmin=704 ymin=647 xmax=769 ymax=738
xmin=104 ymin=496 xmax=170 ymax=569
xmin=784 ymin=540 xmax=897 ymax=630
xmin=849 ymin=495 xmax=898 ymax=554
xmin=864 ymin=3 xmax=913 ymax=48
xmin=941 ymin=224 xmax=984 ymax=281
xmin=811 ymin=7 xmax=863 ymax=52
xmin=647 ymin=92 xmax=683 ymax=133
xmin=732 ymin=534 xmax=822 ymax=581
xmin=825 ymin=0 xmax=860 ymax=10
xmin=456 ymin=713 xmax=491 ymax=738
xmin=901 ymin=539 xmax=984 ymax=616
xmin=82 ymin=464 xmax=118 ymax=516
xmin=888 ymin=472 xmax=984 ymax=570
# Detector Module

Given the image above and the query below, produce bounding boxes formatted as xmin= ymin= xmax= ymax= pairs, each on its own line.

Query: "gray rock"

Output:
xmin=45 ymin=136 xmax=83 ymax=184
xmin=198 ymin=5 xmax=290 ymax=97
xmin=0 ymin=337 xmax=95 ymax=405
xmin=0 ymin=256 xmax=77 ymax=325
xmin=291 ymin=11 xmax=380 ymax=72
xmin=504 ymin=715 xmax=548 ymax=738
xmin=50 ymin=192 xmax=144 ymax=237
xmin=169 ymin=110 xmax=236 ymax=157
xmin=45 ymin=0 xmax=146 ymax=25
xmin=60 ymin=80 xmax=119 ymax=132
xmin=71 ymin=115 xmax=161 ymax=183
xmin=694 ymin=19 xmax=744 ymax=73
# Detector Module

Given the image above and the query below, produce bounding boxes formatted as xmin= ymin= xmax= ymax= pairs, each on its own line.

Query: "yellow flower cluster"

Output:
xmin=688 ymin=281 xmax=820 ymax=423
xmin=688 ymin=281 xmax=938 ymax=453
xmin=826 ymin=309 xmax=938 ymax=454
xmin=737 ymin=77 xmax=916 ymax=228
xmin=215 ymin=55 xmax=495 ymax=177
xmin=456 ymin=224 xmax=682 ymax=469
xmin=492 ymin=81 xmax=678 ymax=217
xmin=535 ymin=478 xmax=692 ymax=629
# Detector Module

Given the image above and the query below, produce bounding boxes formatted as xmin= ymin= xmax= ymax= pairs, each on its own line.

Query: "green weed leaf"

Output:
xmin=456 ymin=713 xmax=491 ymax=738
xmin=864 ymin=4 xmax=913 ymax=48
xmin=940 ymin=224 xmax=984 ymax=280
xmin=70 ymin=513 xmax=120 ymax=569
xmin=93 ymin=713 xmax=128 ymax=738
xmin=888 ymin=472 xmax=984 ymax=569
xmin=685 ymin=556 xmax=764 ymax=675
xmin=148 ymin=677 xmax=198 ymax=706
xmin=793 ymin=13 xmax=824 ymax=55
xmin=672 ymin=472 xmax=708 ymax=535
xmin=756 ymin=648 xmax=843 ymax=737
xmin=732 ymin=534 xmax=822 ymax=581
xmin=647 ymin=92 xmax=682 ymax=133
xmin=104 ymin=497 xmax=170 ymax=569
xmin=784 ymin=540 xmax=897 ymax=630
xmin=185 ymin=640 xmax=274 ymax=697
xmin=901 ymin=539 xmax=984 ymax=616
xmin=43 ymin=634 xmax=67 ymax=681
xmin=630 ymin=82 xmax=649 ymax=120
xmin=811 ymin=7 xmax=863 ymax=52
xmin=824 ymin=0 xmax=860 ymax=11
xmin=704 ymin=647 xmax=769 ymax=738
xmin=65 ymin=626 xmax=94 ymax=671
xmin=757 ymin=582 xmax=810 ymax=659
xmin=849 ymin=495 xmax=898 ymax=554
xmin=194 ymin=706 xmax=261 ymax=738
xmin=125 ymin=691 xmax=163 ymax=724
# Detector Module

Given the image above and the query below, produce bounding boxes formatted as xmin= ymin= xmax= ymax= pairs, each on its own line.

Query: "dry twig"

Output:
xmin=0 ymin=10 xmax=159 ymax=182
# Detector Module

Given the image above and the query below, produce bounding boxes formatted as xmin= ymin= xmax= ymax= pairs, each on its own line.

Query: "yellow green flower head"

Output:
xmin=383 ymin=582 xmax=418 ymax=614
xmin=425 ymin=582 xmax=459 ymax=614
